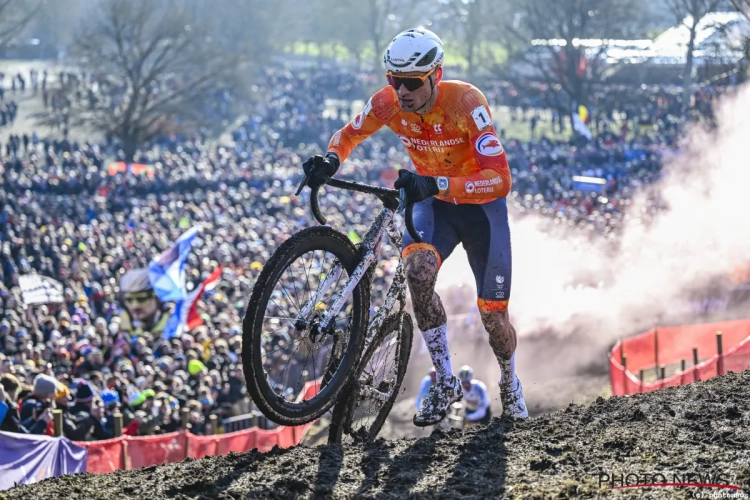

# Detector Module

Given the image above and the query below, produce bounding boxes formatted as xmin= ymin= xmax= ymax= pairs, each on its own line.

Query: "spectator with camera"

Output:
xmin=18 ymin=374 xmax=59 ymax=435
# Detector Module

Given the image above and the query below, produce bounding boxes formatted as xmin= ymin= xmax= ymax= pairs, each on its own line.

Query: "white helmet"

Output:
xmin=458 ymin=365 xmax=474 ymax=383
xmin=383 ymin=28 xmax=445 ymax=75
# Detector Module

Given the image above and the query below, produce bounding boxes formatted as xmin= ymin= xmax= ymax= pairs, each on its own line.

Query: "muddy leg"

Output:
xmin=405 ymin=250 xmax=452 ymax=383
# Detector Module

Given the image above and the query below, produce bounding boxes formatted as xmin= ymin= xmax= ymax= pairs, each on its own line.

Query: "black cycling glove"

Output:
xmin=302 ymin=153 xmax=340 ymax=187
xmin=394 ymin=169 xmax=439 ymax=204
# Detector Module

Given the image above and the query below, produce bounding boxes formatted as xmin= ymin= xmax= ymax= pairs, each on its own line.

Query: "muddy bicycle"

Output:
xmin=242 ymin=173 xmax=423 ymax=444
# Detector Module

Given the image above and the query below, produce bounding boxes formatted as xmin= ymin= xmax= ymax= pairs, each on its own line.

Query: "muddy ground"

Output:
xmin=4 ymin=370 xmax=750 ymax=499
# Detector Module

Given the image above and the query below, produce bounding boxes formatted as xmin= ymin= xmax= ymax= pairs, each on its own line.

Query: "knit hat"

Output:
xmin=33 ymin=374 xmax=58 ymax=399
xmin=187 ymin=359 xmax=205 ymax=376
xmin=101 ymin=390 xmax=120 ymax=406
xmin=75 ymin=381 xmax=94 ymax=403
xmin=55 ymin=383 xmax=71 ymax=402
xmin=119 ymin=268 xmax=152 ymax=294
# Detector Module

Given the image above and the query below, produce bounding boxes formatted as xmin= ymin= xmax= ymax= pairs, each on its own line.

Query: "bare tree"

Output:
xmin=0 ymin=0 xmax=44 ymax=48
xmin=499 ymin=0 xmax=644 ymax=115
xmin=437 ymin=0 xmax=507 ymax=79
xmin=730 ymin=0 xmax=750 ymax=19
xmin=291 ymin=0 xmax=427 ymax=69
xmin=666 ymin=0 xmax=723 ymax=116
xmin=55 ymin=0 xmax=252 ymax=160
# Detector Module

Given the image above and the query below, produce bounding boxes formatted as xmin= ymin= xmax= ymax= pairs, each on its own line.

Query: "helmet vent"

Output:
xmin=415 ymin=47 xmax=438 ymax=67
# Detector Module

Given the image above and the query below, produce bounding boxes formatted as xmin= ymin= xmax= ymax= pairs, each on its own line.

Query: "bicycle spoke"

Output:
xmin=279 ymin=281 xmax=301 ymax=317
xmin=287 ymin=263 xmax=304 ymax=315
xmin=262 ymin=337 xmax=304 ymax=359
xmin=268 ymin=296 xmax=295 ymax=323
xmin=303 ymin=249 xmax=316 ymax=301
xmin=278 ymin=336 xmax=304 ymax=396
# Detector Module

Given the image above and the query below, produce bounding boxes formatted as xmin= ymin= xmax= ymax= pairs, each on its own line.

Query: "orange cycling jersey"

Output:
xmin=327 ymin=80 xmax=511 ymax=204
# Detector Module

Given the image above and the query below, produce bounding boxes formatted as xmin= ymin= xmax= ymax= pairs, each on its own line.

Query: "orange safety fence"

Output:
xmin=76 ymin=379 xmax=322 ymax=473
xmin=609 ymin=317 xmax=750 ymax=396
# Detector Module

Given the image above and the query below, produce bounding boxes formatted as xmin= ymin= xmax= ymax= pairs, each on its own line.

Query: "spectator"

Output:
xmin=18 ymin=374 xmax=57 ymax=435
xmin=0 ymin=373 xmax=26 ymax=433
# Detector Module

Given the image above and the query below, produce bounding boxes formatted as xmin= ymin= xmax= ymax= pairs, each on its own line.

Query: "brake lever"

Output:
xmin=397 ymin=188 xmax=407 ymax=214
xmin=295 ymin=173 xmax=310 ymax=196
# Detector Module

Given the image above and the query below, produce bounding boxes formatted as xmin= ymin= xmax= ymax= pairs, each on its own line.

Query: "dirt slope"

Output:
xmin=3 ymin=370 xmax=750 ymax=499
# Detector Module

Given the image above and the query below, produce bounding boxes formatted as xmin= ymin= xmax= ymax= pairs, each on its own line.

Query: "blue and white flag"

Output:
xmin=148 ymin=225 xmax=201 ymax=303
xmin=148 ymin=225 xmax=201 ymax=339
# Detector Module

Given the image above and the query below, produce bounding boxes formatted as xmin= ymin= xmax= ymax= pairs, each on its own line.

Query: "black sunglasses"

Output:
xmin=387 ymin=75 xmax=427 ymax=92
xmin=386 ymin=67 xmax=437 ymax=92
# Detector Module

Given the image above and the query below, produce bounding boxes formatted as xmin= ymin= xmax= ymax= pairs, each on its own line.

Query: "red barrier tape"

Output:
xmin=126 ymin=431 xmax=188 ymax=470
xmin=610 ymin=318 xmax=750 ymax=396
xmin=76 ymin=436 xmax=127 ymax=474
xmin=75 ymin=379 xmax=322 ymax=472
xmin=215 ymin=427 xmax=257 ymax=456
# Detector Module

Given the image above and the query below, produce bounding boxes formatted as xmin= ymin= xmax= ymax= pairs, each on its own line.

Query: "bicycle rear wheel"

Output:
xmin=242 ymin=226 xmax=370 ymax=426
xmin=328 ymin=313 xmax=413 ymax=444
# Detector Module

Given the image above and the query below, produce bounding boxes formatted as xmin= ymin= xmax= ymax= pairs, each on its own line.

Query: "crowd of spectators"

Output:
xmin=0 ymin=62 xmax=731 ymax=441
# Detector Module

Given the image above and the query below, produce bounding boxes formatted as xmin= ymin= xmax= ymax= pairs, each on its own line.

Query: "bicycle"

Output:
xmin=242 ymin=173 xmax=423 ymax=444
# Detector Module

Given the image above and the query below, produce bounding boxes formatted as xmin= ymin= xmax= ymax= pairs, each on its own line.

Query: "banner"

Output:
xmin=125 ymin=431 xmax=187 ymax=470
xmin=187 ymin=434 xmax=219 ymax=460
xmin=0 ymin=431 xmax=87 ymax=491
xmin=18 ymin=274 xmax=64 ymax=305
xmin=108 ymin=162 xmax=155 ymax=179
xmin=571 ymin=175 xmax=607 ymax=194
xmin=76 ymin=436 xmax=126 ymax=474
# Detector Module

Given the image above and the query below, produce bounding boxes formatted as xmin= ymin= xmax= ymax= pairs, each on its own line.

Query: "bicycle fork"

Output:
xmin=294 ymin=208 xmax=396 ymax=336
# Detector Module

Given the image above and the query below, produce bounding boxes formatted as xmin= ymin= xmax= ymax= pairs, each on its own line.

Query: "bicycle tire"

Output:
xmin=328 ymin=313 xmax=413 ymax=444
xmin=242 ymin=225 xmax=370 ymax=426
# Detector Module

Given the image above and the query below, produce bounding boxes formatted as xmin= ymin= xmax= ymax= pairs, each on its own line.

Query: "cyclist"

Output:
xmin=457 ymin=365 xmax=491 ymax=426
xmin=415 ymin=367 xmax=436 ymax=411
xmin=303 ymin=28 xmax=527 ymax=426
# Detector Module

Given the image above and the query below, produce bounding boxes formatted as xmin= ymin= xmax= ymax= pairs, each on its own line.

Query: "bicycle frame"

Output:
xmin=296 ymin=204 xmax=407 ymax=338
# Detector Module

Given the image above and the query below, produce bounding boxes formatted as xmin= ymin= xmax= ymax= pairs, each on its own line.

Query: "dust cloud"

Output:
xmin=417 ymin=82 xmax=750 ymax=410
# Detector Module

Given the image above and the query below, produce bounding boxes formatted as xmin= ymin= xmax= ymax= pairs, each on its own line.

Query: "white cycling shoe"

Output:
xmin=498 ymin=375 xmax=529 ymax=418
xmin=414 ymin=376 xmax=462 ymax=427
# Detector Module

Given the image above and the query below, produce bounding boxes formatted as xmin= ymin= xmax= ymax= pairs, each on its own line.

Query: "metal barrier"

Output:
xmin=221 ymin=411 xmax=269 ymax=432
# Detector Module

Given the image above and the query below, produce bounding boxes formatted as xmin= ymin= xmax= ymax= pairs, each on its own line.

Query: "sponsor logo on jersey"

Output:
xmin=474 ymin=177 xmax=502 ymax=187
xmin=411 ymin=123 xmax=421 ymax=133
xmin=465 ymin=181 xmax=475 ymax=194
xmin=475 ymin=132 xmax=504 ymax=156
xmin=437 ymin=176 xmax=449 ymax=191
xmin=407 ymin=137 xmax=465 ymax=147
xmin=332 ymin=130 xmax=342 ymax=147
xmin=351 ymin=98 xmax=373 ymax=130
xmin=434 ymin=124 xmax=443 ymax=134
xmin=398 ymin=136 xmax=465 ymax=152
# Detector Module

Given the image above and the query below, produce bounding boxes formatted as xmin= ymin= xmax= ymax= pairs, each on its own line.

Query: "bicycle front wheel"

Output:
xmin=328 ymin=313 xmax=413 ymax=444
xmin=242 ymin=226 xmax=370 ymax=426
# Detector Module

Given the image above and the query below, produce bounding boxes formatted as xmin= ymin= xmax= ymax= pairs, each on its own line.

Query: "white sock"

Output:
xmin=422 ymin=324 xmax=453 ymax=384
xmin=499 ymin=351 xmax=517 ymax=388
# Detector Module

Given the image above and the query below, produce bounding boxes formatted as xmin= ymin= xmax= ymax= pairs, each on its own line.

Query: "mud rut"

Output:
xmin=3 ymin=370 xmax=750 ymax=499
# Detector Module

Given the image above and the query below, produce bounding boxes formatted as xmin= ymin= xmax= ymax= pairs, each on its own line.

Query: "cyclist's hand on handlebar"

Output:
xmin=302 ymin=153 xmax=340 ymax=188
xmin=394 ymin=169 xmax=439 ymax=204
